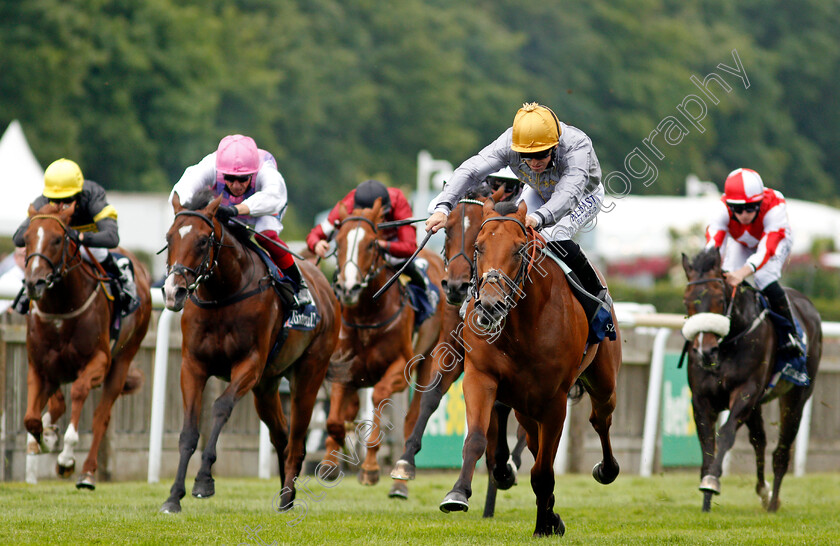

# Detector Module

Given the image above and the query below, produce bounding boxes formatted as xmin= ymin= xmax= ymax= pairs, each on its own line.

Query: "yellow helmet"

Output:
xmin=44 ymin=158 xmax=84 ymax=199
xmin=511 ymin=102 xmax=561 ymax=153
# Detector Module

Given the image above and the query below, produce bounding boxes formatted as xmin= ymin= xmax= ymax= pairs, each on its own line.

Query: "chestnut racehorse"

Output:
xmin=440 ymin=199 xmax=622 ymax=537
xmin=323 ymin=199 xmax=444 ymax=500
xmin=160 ymin=191 xmax=340 ymax=513
xmin=681 ymin=247 xmax=821 ymax=512
xmin=391 ymin=185 xmax=528 ymax=518
xmin=21 ymin=201 xmax=151 ymax=489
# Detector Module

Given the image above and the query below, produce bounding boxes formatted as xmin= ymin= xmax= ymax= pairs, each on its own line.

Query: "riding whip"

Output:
xmin=373 ymin=229 xmax=434 ymax=300
xmin=376 ymin=217 xmax=429 ymax=230
xmin=229 ymin=218 xmax=304 ymax=260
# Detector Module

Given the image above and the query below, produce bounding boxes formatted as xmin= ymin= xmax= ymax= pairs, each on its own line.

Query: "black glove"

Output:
xmin=216 ymin=205 xmax=238 ymax=222
xmin=67 ymin=228 xmax=81 ymax=246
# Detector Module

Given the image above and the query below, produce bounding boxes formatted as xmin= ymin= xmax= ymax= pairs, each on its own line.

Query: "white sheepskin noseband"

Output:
xmin=682 ymin=312 xmax=731 ymax=339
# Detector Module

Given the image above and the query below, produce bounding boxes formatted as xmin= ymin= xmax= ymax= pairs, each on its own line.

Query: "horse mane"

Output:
xmin=690 ymin=247 xmax=721 ymax=274
xmin=466 ymin=183 xmax=493 ymax=200
xmin=494 ymin=201 xmax=519 ymax=216
xmin=184 ymin=188 xmax=216 ymax=210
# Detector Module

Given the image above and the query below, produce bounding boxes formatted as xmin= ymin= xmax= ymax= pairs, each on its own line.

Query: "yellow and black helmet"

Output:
xmin=43 ymin=158 xmax=84 ymax=199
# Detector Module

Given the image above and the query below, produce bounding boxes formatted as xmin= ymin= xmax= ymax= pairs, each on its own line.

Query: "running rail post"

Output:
xmin=640 ymin=327 xmax=671 ymax=477
xmin=147 ymin=306 xmax=176 ymax=483
xmin=258 ymin=422 xmax=272 ymax=479
xmin=794 ymin=397 xmax=813 ymax=476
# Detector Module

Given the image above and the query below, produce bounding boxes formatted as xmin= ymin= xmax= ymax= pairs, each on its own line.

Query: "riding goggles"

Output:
xmin=728 ymin=202 xmax=761 ymax=214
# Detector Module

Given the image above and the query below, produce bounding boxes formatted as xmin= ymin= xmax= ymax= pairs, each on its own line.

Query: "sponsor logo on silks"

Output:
xmin=285 ymin=307 xmax=318 ymax=330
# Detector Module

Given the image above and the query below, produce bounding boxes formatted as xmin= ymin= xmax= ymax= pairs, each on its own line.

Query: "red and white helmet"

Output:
xmin=215 ymin=135 xmax=260 ymax=176
xmin=724 ymin=168 xmax=765 ymax=204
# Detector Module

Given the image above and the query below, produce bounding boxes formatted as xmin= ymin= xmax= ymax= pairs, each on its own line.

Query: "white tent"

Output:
xmin=0 ymin=120 xmax=44 ymax=236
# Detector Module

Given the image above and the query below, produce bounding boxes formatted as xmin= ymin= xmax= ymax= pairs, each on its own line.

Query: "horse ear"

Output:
xmin=338 ymin=201 xmax=349 ymax=221
xmin=171 ymin=192 xmax=183 ymax=214
xmin=516 ymin=200 xmax=528 ymax=219
xmin=372 ymin=197 xmax=383 ymax=218
xmin=681 ymin=253 xmax=692 ymax=274
xmin=482 ymin=197 xmax=496 ymax=217
xmin=28 ymin=204 xmax=37 ymax=218
xmin=208 ymin=195 xmax=222 ymax=215
xmin=490 ymin=185 xmax=505 ymax=203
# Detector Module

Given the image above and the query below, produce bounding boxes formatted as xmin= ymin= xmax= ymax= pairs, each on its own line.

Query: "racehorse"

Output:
xmin=681 ymin=247 xmax=821 ymax=512
xmin=160 ymin=190 xmax=340 ymax=513
xmin=20 ymin=201 xmax=151 ymax=489
xmin=323 ymin=199 xmax=444 ymax=500
xmin=390 ymin=185 xmax=528 ymax=518
xmin=439 ymin=199 xmax=622 ymax=536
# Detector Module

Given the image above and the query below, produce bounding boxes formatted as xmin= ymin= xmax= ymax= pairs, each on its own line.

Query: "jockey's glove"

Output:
xmin=216 ymin=205 xmax=238 ymax=222
xmin=67 ymin=228 xmax=81 ymax=246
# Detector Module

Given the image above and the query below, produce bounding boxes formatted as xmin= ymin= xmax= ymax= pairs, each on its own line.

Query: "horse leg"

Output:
xmin=581 ymin=342 xmax=621 ymax=485
xmin=252 ymin=380 xmax=290 ymax=504
xmin=322 ymin=382 xmax=360 ymax=481
xmin=42 ymin=391 xmax=66 ymax=452
xmin=691 ymin=395 xmax=720 ymax=512
xmin=360 ymin=358 xmax=408 ymax=490
xmin=767 ymin=386 xmax=812 ymax=512
xmin=282 ymin=356 xmax=331 ymax=510
xmin=490 ymin=401 xmax=518 ymax=490
xmin=743 ymin=407 xmax=770 ymax=507
xmin=23 ymin=367 xmax=56 ymax=455
xmin=57 ymin=351 xmax=110 ymax=480
xmin=160 ymin=363 xmax=208 ymax=513
xmin=192 ymin=358 xmax=261 ymax=499
xmin=392 ymin=362 xmax=462 ymax=481
xmin=701 ymin=392 xmax=757 ymax=510
xmin=76 ymin=355 xmax=134 ymax=490
xmin=531 ymin=399 xmax=567 ymax=537
xmin=440 ymin=370 xmax=497 ymax=514
xmin=512 ymin=423 xmax=528 ymax=470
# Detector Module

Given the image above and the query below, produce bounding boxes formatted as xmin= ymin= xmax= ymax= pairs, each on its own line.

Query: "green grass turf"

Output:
xmin=1 ymin=471 xmax=838 ymax=544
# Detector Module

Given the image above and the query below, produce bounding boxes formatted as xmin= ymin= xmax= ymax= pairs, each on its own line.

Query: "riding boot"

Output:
xmin=547 ymin=240 xmax=612 ymax=308
xmin=401 ymin=259 xmax=428 ymax=291
xmin=102 ymin=253 xmax=138 ymax=309
xmin=280 ymin=262 xmax=312 ymax=309
xmin=762 ymin=281 xmax=805 ymax=358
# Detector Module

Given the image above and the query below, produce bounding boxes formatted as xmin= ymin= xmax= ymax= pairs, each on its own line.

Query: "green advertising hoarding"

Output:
xmin=414 ymin=376 xmax=466 ymax=468
xmin=661 ymin=353 xmax=703 ymax=467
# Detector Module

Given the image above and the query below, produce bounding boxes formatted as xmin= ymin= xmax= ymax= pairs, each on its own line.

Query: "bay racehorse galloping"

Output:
xmin=681 ymin=247 xmax=821 ymax=512
xmin=21 ymin=201 xmax=151 ymax=489
xmin=323 ymin=199 xmax=444 ymax=500
xmin=160 ymin=191 xmax=340 ymax=513
xmin=391 ymin=185 xmax=528 ymax=518
xmin=440 ymin=199 xmax=622 ymax=537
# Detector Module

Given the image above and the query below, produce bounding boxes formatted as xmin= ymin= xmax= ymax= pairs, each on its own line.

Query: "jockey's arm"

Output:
xmin=240 ymin=167 xmax=287 ymax=217
xmin=530 ymin=139 xmax=593 ymax=229
xmin=80 ymin=217 xmax=120 ymax=248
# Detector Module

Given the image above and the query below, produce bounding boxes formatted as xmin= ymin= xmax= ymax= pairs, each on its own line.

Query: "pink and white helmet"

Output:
xmin=215 ymin=135 xmax=260 ymax=176
xmin=724 ymin=168 xmax=765 ymax=204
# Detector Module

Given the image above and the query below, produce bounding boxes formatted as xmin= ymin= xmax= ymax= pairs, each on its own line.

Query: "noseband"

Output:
xmin=24 ymin=214 xmax=82 ymax=288
xmin=336 ymin=215 xmax=386 ymax=289
xmin=442 ymin=198 xmax=483 ymax=277
xmin=168 ymin=211 xmax=223 ymax=292
xmin=472 ymin=215 xmax=533 ymax=308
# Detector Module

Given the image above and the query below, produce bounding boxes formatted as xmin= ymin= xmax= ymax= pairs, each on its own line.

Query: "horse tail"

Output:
xmin=121 ymin=365 xmax=145 ymax=395
xmin=568 ymin=379 xmax=585 ymax=403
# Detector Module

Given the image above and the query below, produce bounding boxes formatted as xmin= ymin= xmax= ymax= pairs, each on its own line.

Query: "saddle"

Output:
xmin=541 ymin=247 xmax=616 ymax=345
xmin=756 ymin=293 xmax=810 ymax=388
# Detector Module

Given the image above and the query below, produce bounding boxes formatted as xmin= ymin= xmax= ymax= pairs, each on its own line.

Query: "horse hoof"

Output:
xmin=534 ymin=512 xmax=565 ymax=537
xmin=42 ymin=425 xmax=60 ymax=452
xmin=318 ymin=463 xmax=342 ymax=482
xmin=56 ymin=461 xmax=75 ymax=479
xmin=592 ymin=458 xmax=619 ymax=485
xmin=440 ymin=491 xmax=469 ymax=513
xmin=160 ymin=501 xmax=182 ymax=514
xmin=388 ymin=480 xmax=409 ymax=499
xmin=192 ymin=477 xmax=215 ymax=498
xmin=390 ymin=459 xmax=416 ymax=481
xmin=492 ymin=459 xmax=518 ymax=490
xmin=757 ymin=480 xmax=771 ymax=508
xmin=358 ymin=468 xmax=380 ymax=486
xmin=76 ymin=472 xmax=96 ymax=490
xmin=699 ymin=474 xmax=721 ymax=495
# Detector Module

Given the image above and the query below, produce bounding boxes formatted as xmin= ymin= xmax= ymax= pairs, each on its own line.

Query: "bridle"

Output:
xmin=24 ymin=214 xmax=83 ymax=289
xmin=472 ymin=215 xmax=537 ymax=309
xmin=442 ymin=198 xmax=483 ymax=278
xmin=335 ymin=215 xmax=387 ymax=290
xmin=167 ymin=210 xmax=224 ymax=293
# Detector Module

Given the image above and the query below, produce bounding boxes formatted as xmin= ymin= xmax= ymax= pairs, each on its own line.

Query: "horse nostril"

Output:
xmin=440 ymin=279 xmax=449 ymax=289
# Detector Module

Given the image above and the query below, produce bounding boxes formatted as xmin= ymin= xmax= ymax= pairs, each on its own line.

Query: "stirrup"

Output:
xmin=294 ymin=287 xmax=313 ymax=308
xmin=779 ymin=333 xmax=805 ymax=358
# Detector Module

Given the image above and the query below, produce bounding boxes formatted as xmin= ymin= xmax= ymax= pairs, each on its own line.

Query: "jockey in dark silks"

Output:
xmin=12 ymin=158 xmax=137 ymax=313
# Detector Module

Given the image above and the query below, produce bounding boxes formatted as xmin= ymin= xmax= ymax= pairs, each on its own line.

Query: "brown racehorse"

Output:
xmin=681 ymin=247 xmax=821 ymax=512
xmin=160 ymin=190 xmax=340 ymax=514
xmin=391 ymin=185 xmax=528 ymax=518
xmin=21 ymin=201 xmax=151 ymax=489
xmin=439 ymin=199 xmax=622 ymax=537
xmin=323 ymin=199 xmax=444 ymax=499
